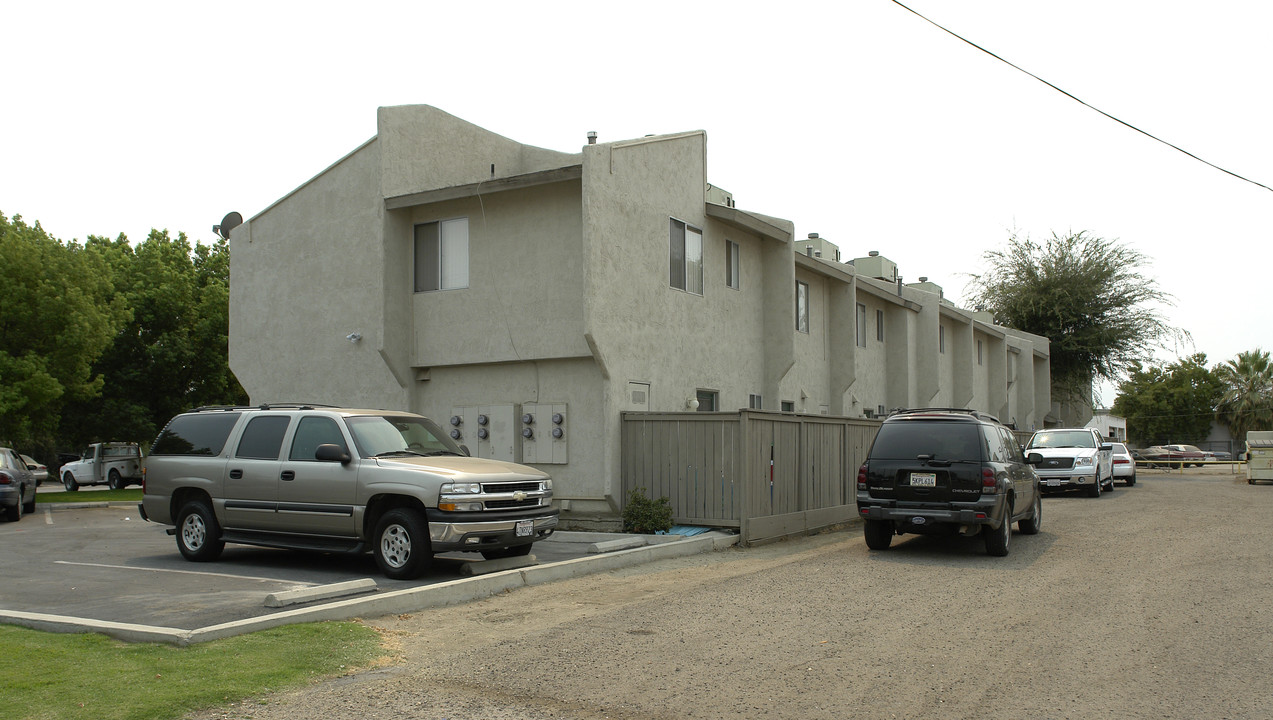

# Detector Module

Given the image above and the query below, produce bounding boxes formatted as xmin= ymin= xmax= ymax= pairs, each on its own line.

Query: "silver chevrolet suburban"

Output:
xmin=139 ymin=404 xmax=558 ymax=579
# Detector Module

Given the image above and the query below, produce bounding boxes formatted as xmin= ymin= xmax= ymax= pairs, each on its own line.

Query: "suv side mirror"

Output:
xmin=314 ymin=444 xmax=352 ymax=465
xmin=1026 ymin=452 xmax=1044 ymax=465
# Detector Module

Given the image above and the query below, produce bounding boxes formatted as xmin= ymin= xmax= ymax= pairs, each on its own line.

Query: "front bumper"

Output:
xmin=1037 ymin=472 xmax=1098 ymax=489
xmin=425 ymin=508 xmax=559 ymax=553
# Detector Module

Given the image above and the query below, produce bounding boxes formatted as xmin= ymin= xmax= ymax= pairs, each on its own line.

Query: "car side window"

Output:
xmin=235 ymin=416 xmax=291 ymax=460
xmin=289 ymin=416 xmax=348 ymax=461
xmin=983 ymin=427 xmax=1008 ymax=464
xmin=1001 ymin=428 xmax=1025 ymax=463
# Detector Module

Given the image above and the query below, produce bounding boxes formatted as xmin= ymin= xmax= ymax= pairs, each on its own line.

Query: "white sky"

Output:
xmin=5 ymin=1 xmax=1270 ymax=403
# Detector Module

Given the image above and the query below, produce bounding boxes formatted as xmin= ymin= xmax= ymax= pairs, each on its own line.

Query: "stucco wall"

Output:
xmin=406 ymin=180 xmax=589 ymax=367
xmin=229 ymin=138 xmax=407 ymax=410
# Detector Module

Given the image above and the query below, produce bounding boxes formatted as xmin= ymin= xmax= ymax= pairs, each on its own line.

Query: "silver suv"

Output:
xmin=140 ymin=404 xmax=558 ymax=579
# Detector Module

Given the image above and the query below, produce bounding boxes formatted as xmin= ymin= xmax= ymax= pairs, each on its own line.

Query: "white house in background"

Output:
xmin=228 ymin=105 xmax=1051 ymax=526
xmin=1086 ymin=409 xmax=1127 ymax=441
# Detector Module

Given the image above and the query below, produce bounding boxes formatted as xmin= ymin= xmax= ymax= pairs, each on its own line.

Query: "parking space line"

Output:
xmin=53 ymin=560 xmax=320 ymax=586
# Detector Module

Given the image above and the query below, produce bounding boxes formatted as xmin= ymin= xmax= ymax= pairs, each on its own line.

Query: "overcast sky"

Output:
xmin=5 ymin=1 xmax=1269 ymax=403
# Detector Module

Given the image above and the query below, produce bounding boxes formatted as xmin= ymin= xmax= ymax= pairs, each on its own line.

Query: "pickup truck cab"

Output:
xmin=60 ymin=442 xmax=143 ymax=490
xmin=140 ymin=404 xmax=558 ymax=580
xmin=1025 ymin=427 xmax=1114 ymax=497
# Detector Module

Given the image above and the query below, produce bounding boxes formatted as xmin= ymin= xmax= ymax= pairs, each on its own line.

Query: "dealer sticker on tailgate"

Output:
xmin=909 ymin=472 xmax=937 ymax=487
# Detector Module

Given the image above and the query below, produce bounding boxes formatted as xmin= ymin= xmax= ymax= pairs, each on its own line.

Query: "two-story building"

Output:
xmin=228 ymin=104 xmax=1050 ymax=526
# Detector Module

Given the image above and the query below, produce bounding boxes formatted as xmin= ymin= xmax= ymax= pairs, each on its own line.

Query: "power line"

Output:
xmin=891 ymin=0 xmax=1273 ymax=193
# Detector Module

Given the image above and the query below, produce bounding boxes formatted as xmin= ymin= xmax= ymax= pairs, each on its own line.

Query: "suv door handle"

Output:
xmin=229 ymin=469 xmax=243 ymax=479
xmin=281 ymin=471 xmax=295 ymax=481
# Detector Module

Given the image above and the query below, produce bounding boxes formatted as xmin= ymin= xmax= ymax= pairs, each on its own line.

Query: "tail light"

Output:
xmin=981 ymin=467 xmax=998 ymax=494
xmin=857 ymin=463 xmax=868 ymax=491
xmin=0 ymin=471 xmax=12 ymax=485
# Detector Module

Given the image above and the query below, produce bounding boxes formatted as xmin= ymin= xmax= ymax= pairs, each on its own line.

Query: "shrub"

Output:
xmin=622 ymin=487 xmax=674 ymax=534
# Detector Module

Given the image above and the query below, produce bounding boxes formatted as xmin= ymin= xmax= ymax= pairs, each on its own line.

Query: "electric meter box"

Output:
xmin=449 ymin=405 xmax=518 ymax=462
xmin=519 ymin=403 xmax=568 ymax=465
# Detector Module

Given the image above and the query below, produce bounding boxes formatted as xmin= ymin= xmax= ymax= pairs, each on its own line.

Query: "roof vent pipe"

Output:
xmin=919 ymin=276 xmax=928 ymax=282
xmin=869 ymin=250 xmax=879 ymax=257
xmin=587 ymin=131 xmax=598 ymax=145
xmin=808 ymin=232 xmax=819 ymax=239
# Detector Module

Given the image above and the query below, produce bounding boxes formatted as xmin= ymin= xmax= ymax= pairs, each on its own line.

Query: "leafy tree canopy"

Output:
xmin=1112 ymin=353 xmax=1221 ymax=447
xmin=966 ymin=231 xmax=1187 ymax=402
xmin=1214 ymin=348 xmax=1273 ymax=442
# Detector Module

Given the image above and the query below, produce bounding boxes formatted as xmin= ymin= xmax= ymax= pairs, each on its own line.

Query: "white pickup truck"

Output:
xmin=60 ymin=442 xmax=143 ymax=490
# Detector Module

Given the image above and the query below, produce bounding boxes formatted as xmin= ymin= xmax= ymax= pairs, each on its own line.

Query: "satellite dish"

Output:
xmin=214 ymin=211 xmax=243 ymax=240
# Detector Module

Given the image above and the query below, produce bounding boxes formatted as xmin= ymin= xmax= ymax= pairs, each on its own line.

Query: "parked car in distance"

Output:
xmin=141 ymin=404 xmax=559 ymax=579
xmin=1164 ymin=445 xmax=1207 ymax=466
xmin=1109 ymin=443 xmax=1136 ymax=486
xmin=1206 ymin=450 xmax=1233 ymax=462
xmin=19 ymin=454 xmax=48 ymax=485
xmin=1025 ymin=427 xmax=1115 ymax=497
xmin=856 ymin=408 xmax=1042 ymax=557
xmin=1137 ymin=445 xmax=1205 ymax=468
xmin=1 ymin=447 xmax=38 ymax=522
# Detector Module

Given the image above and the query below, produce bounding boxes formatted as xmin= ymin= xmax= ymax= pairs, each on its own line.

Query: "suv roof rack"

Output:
xmin=187 ymin=403 xmax=336 ymax=413
xmin=888 ymin=407 xmax=1002 ymax=424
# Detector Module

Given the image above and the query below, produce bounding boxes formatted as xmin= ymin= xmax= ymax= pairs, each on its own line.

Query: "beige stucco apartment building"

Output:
xmin=228 ymin=104 xmax=1051 ymax=524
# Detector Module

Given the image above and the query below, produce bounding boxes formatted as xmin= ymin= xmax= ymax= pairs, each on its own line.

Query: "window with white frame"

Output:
xmin=977 ymin=339 xmax=984 ymax=365
xmin=796 ymin=281 xmax=809 ymax=333
xmin=939 ymin=324 xmax=946 ymax=353
xmin=695 ymin=389 xmax=717 ymax=411
xmin=749 ymin=393 xmax=763 ymax=409
xmin=856 ymin=303 xmax=867 ymax=347
xmin=876 ymin=309 xmax=884 ymax=342
xmin=414 ymin=218 xmax=469 ymax=292
xmin=726 ymin=240 xmax=740 ymax=290
xmin=669 ymin=218 xmax=703 ymax=295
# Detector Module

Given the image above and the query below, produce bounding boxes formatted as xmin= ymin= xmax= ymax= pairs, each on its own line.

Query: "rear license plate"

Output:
xmin=909 ymin=473 xmax=937 ymax=487
xmin=515 ymin=519 xmax=534 ymax=537
xmin=1046 ymin=478 xmax=1061 ymax=487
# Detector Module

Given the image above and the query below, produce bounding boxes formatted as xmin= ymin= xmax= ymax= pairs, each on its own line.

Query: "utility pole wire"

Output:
xmin=891 ymin=0 xmax=1273 ymax=193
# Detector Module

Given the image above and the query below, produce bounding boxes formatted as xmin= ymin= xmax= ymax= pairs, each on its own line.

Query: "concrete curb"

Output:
xmin=0 ymin=531 xmax=739 ymax=646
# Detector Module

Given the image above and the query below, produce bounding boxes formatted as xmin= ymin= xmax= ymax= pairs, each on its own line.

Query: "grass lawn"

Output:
xmin=36 ymin=489 xmax=143 ymax=504
xmin=3 ymin=621 xmax=391 ymax=720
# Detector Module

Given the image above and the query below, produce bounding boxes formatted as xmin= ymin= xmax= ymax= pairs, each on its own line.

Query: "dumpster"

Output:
xmin=1247 ymin=431 xmax=1273 ymax=484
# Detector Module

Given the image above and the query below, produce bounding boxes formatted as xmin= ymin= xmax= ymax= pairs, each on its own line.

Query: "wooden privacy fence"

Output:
xmin=620 ymin=411 xmax=881 ymax=545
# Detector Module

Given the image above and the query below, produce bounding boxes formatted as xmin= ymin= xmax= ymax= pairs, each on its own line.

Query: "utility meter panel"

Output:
xmin=519 ymin=403 xmax=568 ymax=465
xmin=449 ymin=405 xmax=518 ymax=462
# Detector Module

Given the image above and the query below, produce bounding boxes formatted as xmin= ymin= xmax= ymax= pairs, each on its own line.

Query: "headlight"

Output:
xmin=440 ymin=482 xmax=481 ymax=494
xmin=543 ymin=478 xmax=552 ymax=491
xmin=438 ymin=500 xmax=483 ymax=512
xmin=1074 ymin=456 xmax=1094 ymax=467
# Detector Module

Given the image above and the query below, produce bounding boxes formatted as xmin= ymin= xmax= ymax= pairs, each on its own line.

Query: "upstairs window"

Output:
xmin=669 ymin=218 xmax=703 ymax=295
xmin=726 ymin=240 xmax=740 ymax=290
xmin=414 ymin=218 xmax=469 ymax=292
xmin=796 ymin=281 xmax=810 ymax=333
xmin=856 ymin=303 xmax=867 ymax=347
xmin=876 ymin=309 xmax=885 ymax=341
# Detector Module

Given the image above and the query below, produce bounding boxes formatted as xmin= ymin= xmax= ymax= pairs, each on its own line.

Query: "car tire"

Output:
xmin=1126 ymin=473 xmax=1136 ymax=487
xmin=108 ymin=468 xmax=123 ymax=490
xmin=481 ymin=544 xmax=533 ymax=561
xmin=373 ymin=508 xmax=433 ymax=580
xmin=62 ymin=472 xmax=79 ymax=491
xmin=22 ymin=488 xmax=36 ymax=515
xmin=1087 ymin=479 xmax=1101 ymax=497
xmin=4 ymin=491 xmax=23 ymax=522
xmin=863 ymin=519 xmax=893 ymax=550
xmin=1019 ymin=491 xmax=1042 ymax=535
xmin=176 ymin=499 xmax=225 ymax=562
xmin=984 ymin=504 xmax=1012 ymax=557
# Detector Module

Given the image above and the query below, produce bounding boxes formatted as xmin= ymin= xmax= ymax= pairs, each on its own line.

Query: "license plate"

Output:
xmin=1047 ymin=478 xmax=1061 ymax=487
xmin=909 ymin=472 xmax=937 ymax=487
xmin=515 ymin=519 xmax=534 ymax=537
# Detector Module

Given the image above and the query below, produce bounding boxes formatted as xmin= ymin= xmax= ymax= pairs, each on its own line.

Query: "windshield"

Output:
xmin=1027 ymin=430 xmax=1096 ymax=449
xmin=344 ymin=415 xmax=464 ymax=458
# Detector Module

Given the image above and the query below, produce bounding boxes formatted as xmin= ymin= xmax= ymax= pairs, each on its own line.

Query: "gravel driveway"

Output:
xmin=190 ymin=470 xmax=1273 ymax=719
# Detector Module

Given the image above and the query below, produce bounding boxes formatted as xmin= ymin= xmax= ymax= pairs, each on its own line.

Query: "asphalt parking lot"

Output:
xmin=0 ymin=498 xmax=733 ymax=643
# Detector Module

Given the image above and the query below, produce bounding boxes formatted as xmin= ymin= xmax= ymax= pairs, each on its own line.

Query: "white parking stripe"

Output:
xmin=53 ymin=560 xmax=319 ymax=586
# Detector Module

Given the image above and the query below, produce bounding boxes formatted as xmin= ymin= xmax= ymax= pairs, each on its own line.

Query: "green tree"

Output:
xmin=62 ymin=230 xmax=247 ymax=445
xmin=0 ymin=213 xmax=129 ymax=452
xmin=966 ymin=231 xmax=1186 ymax=405
xmin=1214 ymin=349 xmax=1273 ymax=443
xmin=1112 ymin=354 xmax=1222 ymax=446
